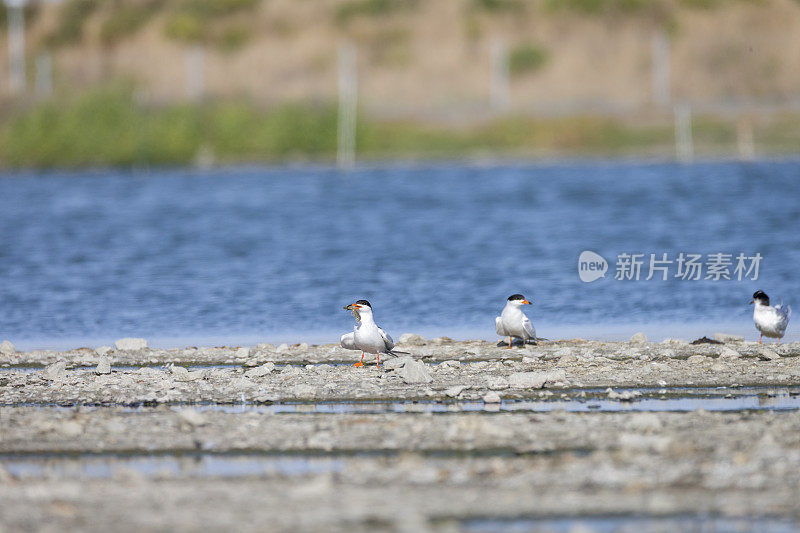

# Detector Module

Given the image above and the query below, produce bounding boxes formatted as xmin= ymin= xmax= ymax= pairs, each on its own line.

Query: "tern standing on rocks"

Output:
xmin=341 ymin=300 xmax=402 ymax=367
xmin=751 ymin=290 xmax=791 ymax=344
xmin=495 ymin=294 xmax=536 ymax=348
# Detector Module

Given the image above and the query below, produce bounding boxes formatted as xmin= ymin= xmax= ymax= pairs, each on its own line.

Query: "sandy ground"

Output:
xmin=1 ymin=336 xmax=800 ymax=531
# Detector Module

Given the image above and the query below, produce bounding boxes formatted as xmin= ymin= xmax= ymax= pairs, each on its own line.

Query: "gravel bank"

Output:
xmin=1 ymin=337 xmax=799 ymax=531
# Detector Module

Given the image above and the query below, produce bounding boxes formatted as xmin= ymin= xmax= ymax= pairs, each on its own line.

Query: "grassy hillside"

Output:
xmin=1 ymin=0 xmax=800 ymax=167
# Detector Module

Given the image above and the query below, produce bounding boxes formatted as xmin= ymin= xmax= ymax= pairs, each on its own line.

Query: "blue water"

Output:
xmin=0 ymin=161 xmax=798 ymax=349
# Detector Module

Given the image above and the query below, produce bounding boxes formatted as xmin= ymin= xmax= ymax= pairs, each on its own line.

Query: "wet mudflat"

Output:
xmin=1 ymin=337 xmax=800 ymax=531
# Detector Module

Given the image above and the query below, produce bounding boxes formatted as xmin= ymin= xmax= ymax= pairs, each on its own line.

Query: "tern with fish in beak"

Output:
xmin=341 ymin=300 xmax=404 ymax=367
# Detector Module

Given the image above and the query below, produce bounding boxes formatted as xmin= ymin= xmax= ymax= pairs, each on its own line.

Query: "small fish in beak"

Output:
xmin=344 ymin=303 xmax=361 ymax=320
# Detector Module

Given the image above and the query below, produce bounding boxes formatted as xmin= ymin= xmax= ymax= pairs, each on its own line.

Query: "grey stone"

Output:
xmin=439 ymin=360 xmax=461 ymax=368
xmin=171 ymin=366 xmax=203 ymax=382
xmin=115 ymin=338 xmax=148 ymax=351
xmin=244 ymin=363 xmax=275 ymax=378
xmin=482 ymin=391 xmax=502 ymax=403
xmin=556 ymin=354 xmax=578 ymax=366
xmin=235 ymin=347 xmax=251 ymax=358
xmin=545 ymin=348 xmax=573 ymax=361
xmin=397 ymin=360 xmax=433 ymax=384
xmin=95 ymin=357 xmax=112 ymax=375
xmin=430 ymin=336 xmax=455 ymax=345
xmin=95 ymin=346 xmax=113 ymax=356
xmin=508 ymin=372 xmax=548 ymax=389
xmin=292 ymin=384 xmax=316 ymax=397
xmin=398 ymin=333 xmax=427 ymax=346
xmin=687 ymin=355 xmax=709 ymax=364
xmin=275 ymin=343 xmax=290 ymax=353
xmin=486 ymin=376 xmax=509 ymax=390
xmin=43 ymin=361 xmax=66 ymax=381
xmin=606 ymin=388 xmax=642 ymax=401
xmin=718 ymin=347 xmax=741 ymax=359
xmin=0 ymin=340 xmax=16 ymax=355
xmin=445 ymin=385 xmax=467 ymax=398
xmin=758 ymin=348 xmax=780 ymax=361
xmin=630 ymin=332 xmax=647 ymax=344
xmin=383 ymin=356 xmax=413 ymax=371
xmin=714 ymin=333 xmax=745 ymax=343
xmin=661 ymin=338 xmax=689 ymax=345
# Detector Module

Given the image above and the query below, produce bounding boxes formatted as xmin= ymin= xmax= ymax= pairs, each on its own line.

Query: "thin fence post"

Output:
xmin=651 ymin=30 xmax=670 ymax=109
xmin=490 ymin=38 xmax=510 ymax=113
xmin=737 ymin=116 xmax=755 ymax=161
xmin=186 ymin=45 xmax=205 ymax=101
xmin=674 ymin=104 xmax=693 ymax=163
xmin=337 ymin=42 xmax=357 ymax=170
xmin=35 ymin=51 xmax=52 ymax=97
xmin=6 ymin=0 xmax=27 ymax=95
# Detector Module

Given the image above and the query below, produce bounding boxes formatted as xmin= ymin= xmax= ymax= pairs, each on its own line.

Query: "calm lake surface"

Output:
xmin=1 ymin=160 xmax=798 ymax=349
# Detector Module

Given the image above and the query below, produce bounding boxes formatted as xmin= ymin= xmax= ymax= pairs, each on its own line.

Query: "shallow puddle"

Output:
xmin=0 ymin=453 xmax=344 ymax=479
xmin=185 ymin=387 xmax=800 ymax=414
xmin=4 ymin=387 xmax=799 ymax=413
xmin=458 ymin=515 xmax=800 ymax=533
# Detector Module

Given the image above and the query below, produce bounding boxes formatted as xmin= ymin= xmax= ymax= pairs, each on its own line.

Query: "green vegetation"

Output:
xmin=218 ymin=25 xmax=251 ymax=52
xmin=0 ymin=88 xmax=338 ymax=167
xmin=164 ymin=0 xmax=258 ymax=45
xmin=544 ymin=0 xmax=649 ymax=15
xmin=100 ymin=0 xmax=164 ymax=45
xmin=46 ymin=0 xmax=98 ymax=47
xmin=335 ymin=0 xmax=417 ymax=24
xmin=4 ymin=86 xmax=794 ymax=168
xmin=509 ymin=44 xmax=548 ymax=76
xmin=470 ymin=0 xmax=524 ymax=12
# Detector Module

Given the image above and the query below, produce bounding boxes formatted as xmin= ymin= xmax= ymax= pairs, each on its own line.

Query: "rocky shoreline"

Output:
xmin=1 ymin=334 xmax=799 ymax=531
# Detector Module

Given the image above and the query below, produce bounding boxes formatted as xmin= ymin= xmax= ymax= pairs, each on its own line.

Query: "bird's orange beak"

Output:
xmin=522 ymin=299 xmax=532 ymax=305
xmin=343 ymin=303 xmax=362 ymax=311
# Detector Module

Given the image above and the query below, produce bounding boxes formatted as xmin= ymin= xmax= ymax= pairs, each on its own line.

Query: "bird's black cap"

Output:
xmin=508 ymin=294 xmax=526 ymax=301
xmin=355 ymin=299 xmax=372 ymax=307
xmin=753 ymin=290 xmax=769 ymax=305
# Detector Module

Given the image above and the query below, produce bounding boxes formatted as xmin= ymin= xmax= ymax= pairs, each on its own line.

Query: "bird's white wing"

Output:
xmin=522 ymin=315 xmax=536 ymax=340
xmin=378 ymin=327 xmax=394 ymax=352
xmin=495 ymin=317 xmax=507 ymax=336
xmin=340 ymin=332 xmax=356 ymax=350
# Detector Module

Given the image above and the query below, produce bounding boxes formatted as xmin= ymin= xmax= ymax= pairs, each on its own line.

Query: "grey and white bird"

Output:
xmin=751 ymin=290 xmax=791 ymax=344
xmin=341 ymin=300 xmax=399 ymax=367
xmin=495 ymin=294 xmax=536 ymax=348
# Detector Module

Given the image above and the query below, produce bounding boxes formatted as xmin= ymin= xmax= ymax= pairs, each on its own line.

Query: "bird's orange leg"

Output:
xmin=506 ymin=336 xmax=513 ymax=349
xmin=759 ymin=334 xmax=763 ymax=344
xmin=353 ymin=352 xmax=364 ymax=367
xmin=376 ymin=353 xmax=380 ymax=368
